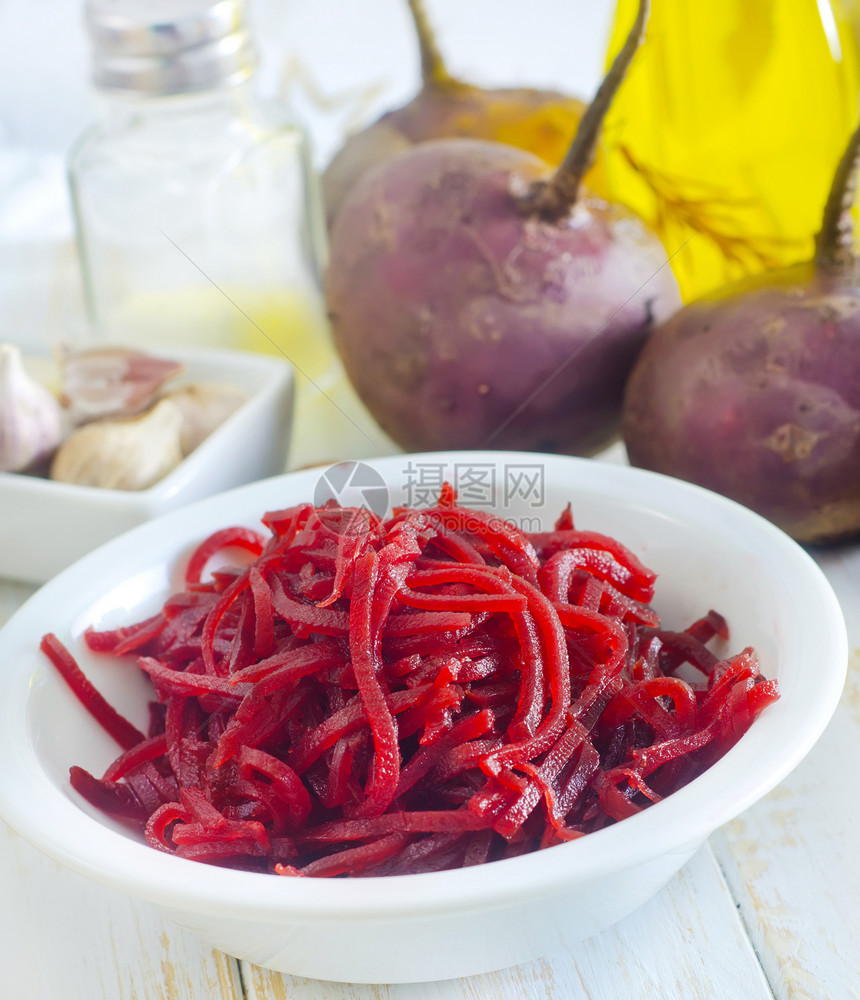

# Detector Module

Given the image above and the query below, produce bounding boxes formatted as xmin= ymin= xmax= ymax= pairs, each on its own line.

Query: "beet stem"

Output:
xmin=407 ymin=0 xmax=454 ymax=89
xmin=524 ymin=0 xmax=650 ymax=218
xmin=815 ymin=119 xmax=860 ymax=271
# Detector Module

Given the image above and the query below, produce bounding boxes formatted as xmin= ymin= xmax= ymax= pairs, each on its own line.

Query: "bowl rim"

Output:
xmin=0 ymin=451 xmax=847 ymax=921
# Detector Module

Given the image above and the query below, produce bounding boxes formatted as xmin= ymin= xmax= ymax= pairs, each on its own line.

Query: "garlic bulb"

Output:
xmin=0 ymin=343 xmax=63 ymax=473
xmin=50 ymin=399 xmax=184 ymax=490
xmin=164 ymin=381 xmax=246 ymax=454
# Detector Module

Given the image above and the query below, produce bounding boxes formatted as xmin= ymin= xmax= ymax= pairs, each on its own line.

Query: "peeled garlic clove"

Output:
xmin=164 ymin=381 xmax=247 ymax=454
xmin=60 ymin=346 xmax=184 ymax=424
xmin=0 ymin=343 xmax=63 ymax=473
xmin=50 ymin=399 xmax=184 ymax=490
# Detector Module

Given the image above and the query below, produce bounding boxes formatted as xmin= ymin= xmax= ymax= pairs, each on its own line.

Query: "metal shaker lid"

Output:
xmin=84 ymin=0 xmax=258 ymax=95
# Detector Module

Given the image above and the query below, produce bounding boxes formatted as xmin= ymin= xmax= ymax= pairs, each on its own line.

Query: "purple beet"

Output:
xmin=622 ymin=120 xmax=860 ymax=543
xmin=326 ymin=0 xmax=680 ymax=456
xmin=323 ymin=0 xmax=588 ymax=229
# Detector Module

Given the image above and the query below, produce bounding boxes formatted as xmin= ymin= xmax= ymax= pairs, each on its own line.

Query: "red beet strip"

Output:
xmin=41 ymin=633 xmax=145 ymax=750
xmin=185 ymin=526 xmax=266 ymax=585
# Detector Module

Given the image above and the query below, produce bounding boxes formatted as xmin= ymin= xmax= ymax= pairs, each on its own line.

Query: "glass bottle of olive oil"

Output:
xmin=601 ymin=0 xmax=860 ymax=301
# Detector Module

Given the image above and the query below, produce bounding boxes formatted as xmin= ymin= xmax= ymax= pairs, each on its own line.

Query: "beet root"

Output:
xmin=623 ymin=120 xmax=860 ymax=543
xmin=327 ymin=139 xmax=679 ymax=455
xmin=324 ymin=84 xmax=587 ymax=229
xmin=326 ymin=0 xmax=679 ymax=457
xmin=623 ymin=265 xmax=860 ymax=541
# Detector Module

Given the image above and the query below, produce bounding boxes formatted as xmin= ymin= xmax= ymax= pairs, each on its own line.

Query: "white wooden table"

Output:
xmin=1 ymin=542 xmax=858 ymax=1000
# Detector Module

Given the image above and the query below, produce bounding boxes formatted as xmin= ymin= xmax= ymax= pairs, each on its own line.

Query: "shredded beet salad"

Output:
xmin=42 ymin=485 xmax=779 ymax=877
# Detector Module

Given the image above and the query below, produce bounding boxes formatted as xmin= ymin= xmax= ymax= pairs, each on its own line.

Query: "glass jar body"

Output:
xmin=69 ymin=83 xmax=330 ymax=382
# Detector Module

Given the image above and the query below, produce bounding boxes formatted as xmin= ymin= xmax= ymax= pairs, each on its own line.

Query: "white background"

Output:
xmin=0 ymin=0 xmax=614 ymax=157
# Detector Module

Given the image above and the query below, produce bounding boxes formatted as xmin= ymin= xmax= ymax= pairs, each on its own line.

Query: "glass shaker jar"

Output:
xmin=69 ymin=0 xmax=329 ymax=385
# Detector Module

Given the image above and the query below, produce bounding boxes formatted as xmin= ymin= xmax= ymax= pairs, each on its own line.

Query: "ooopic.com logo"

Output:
xmin=313 ymin=461 xmax=390 ymax=519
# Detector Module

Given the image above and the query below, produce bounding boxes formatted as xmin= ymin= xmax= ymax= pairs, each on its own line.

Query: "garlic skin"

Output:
xmin=60 ymin=346 xmax=184 ymax=425
xmin=50 ymin=399 xmax=184 ymax=490
xmin=164 ymin=381 xmax=247 ymax=454
xmin=0 ymin=343 xmax=64 ymax=473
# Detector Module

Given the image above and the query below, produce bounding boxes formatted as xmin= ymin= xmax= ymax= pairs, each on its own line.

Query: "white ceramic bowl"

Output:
xmin=0 ymin=346 xmax=293 ymax=583
xmin=0 ymin=452 xmax=846 ymax=983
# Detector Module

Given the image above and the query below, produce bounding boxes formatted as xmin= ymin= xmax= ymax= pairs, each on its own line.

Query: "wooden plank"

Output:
xmin=0 ymin=818 xmax=243 ymax=1000
xmin=711 ymin=548 xmax=860 ymax=1000
xmin=242 ymin=845 xmax=772 ymax=1000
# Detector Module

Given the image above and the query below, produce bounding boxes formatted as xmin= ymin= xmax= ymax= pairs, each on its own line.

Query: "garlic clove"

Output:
xmin=0 ymin=343 xmax=64 ymax=473
xmin=50 ymin=398 xmax=185 ymax=490
xmin=60 ymin=346 xmax=184 ymax=424
xmin=163 ymin=381 xmax=247 ymax=455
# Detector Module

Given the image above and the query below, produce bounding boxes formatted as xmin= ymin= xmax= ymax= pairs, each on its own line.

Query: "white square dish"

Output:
xmin=0 ymin=346 xmax=293 ymax=583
